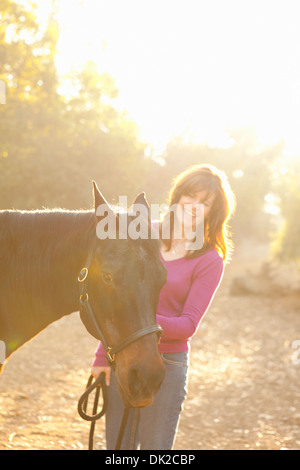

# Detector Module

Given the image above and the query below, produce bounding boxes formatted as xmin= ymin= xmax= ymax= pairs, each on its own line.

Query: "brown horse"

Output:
xmin=0 ymin=182 xmax=167 ymax=407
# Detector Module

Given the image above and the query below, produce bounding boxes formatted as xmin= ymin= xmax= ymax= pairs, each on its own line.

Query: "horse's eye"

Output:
xmin=102 ymin=272 xmax=114 ymax=284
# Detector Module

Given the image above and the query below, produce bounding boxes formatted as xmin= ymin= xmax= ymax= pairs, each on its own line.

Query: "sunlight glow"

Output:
xmin=34 ymin=0 xmax=300 ymax=156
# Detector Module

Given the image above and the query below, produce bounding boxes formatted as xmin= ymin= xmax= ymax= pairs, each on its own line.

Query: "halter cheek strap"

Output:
xmin=78 ymin=246 xmax=163 ymax=369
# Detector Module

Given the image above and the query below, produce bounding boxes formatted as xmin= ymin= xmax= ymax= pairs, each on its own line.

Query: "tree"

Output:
xmin=271 ymin=164 xmax=300 ymax=263
xmin=0 ymin=0 xmax=148 ymax=210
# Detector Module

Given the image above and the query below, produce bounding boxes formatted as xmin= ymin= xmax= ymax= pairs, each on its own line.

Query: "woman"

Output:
xmin=91 ymin=164 xmax=236 ymax=450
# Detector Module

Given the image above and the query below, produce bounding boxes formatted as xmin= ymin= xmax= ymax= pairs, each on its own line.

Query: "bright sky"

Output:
xmin=36 ymin=0 xmax=300 ymax=157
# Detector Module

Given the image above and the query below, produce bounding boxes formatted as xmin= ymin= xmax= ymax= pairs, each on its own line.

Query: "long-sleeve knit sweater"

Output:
xmin=92 ymin=222 xmax=224 ymax=367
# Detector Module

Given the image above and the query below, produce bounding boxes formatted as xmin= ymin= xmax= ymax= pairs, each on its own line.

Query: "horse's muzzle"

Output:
xmin=116 ymin=354 xmax=166 ymax=408
xmin=127 ymin=363 xmax=165 ymax=406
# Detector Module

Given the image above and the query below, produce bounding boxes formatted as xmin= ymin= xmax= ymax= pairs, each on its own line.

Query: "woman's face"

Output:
xmin=176 ymin=190 xmax=215 ymax=231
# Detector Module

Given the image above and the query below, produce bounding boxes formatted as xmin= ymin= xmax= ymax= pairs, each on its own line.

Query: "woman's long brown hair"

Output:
xmin=159 ymin=164 xmax=236 ymax=262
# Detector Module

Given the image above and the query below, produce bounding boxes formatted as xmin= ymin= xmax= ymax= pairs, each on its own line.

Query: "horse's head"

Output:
xmin=80 ymin=182 xmax=167 ymax=408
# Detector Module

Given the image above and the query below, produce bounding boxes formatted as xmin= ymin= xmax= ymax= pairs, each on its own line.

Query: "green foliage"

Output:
xmin=0 ymin=0 xmax=146 ymax=210
xmin=271 ymin=165 xmax=300 ymax=263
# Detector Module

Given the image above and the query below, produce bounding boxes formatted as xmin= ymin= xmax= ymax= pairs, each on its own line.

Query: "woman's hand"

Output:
xmin=91 ymin=366 xmax=111 ymax=386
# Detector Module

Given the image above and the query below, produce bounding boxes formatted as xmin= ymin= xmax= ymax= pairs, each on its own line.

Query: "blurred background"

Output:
xmin=1 ymin=0 xmax=300 ymax=267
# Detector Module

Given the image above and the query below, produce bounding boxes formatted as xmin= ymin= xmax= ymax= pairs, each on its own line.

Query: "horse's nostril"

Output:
xmin=128 ymin=367 xmax=143 ymax=396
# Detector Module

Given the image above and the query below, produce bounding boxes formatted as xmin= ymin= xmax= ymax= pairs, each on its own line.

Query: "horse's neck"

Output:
xmin=42 ymin=215 xmax=96 ymax=320
xmin=1 ymin=210 xmax=96 ymax=355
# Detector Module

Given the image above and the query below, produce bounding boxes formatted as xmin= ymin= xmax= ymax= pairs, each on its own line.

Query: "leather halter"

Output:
xmin=78 ymin=242 xmax=163 ymax=370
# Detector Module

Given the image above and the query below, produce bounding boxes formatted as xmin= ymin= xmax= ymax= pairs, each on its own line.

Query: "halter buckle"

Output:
xmin=106 ymin=347 xmax=116 ymax=365
xmin=79 ymin=292 xmax=89 ymax=304
xmin=78 ymin=267 xmax=88 ymax=283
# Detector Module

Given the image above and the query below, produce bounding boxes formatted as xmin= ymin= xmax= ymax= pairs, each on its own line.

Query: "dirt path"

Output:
xmin=0 ymin=244 xmax=299 ymax=450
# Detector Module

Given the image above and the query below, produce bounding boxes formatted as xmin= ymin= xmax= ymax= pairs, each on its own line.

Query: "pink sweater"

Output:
xmin=93 ymin=225 xmax=224 ymax=367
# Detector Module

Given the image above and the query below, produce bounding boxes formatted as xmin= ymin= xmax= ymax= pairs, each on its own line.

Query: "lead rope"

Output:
xmin=77 ymin=372 xmax=130 ymax=450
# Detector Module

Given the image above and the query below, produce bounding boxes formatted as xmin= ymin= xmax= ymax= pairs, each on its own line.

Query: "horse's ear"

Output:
xmin=132 ymin=191 xmax=151 ymax=230
xmin=132 ymin=191 xmax=150 ymax=213
xmin=92 ymin=181 xmax=108 ymax=208
xmin=92 ymin=181 xmax=115 ymax=221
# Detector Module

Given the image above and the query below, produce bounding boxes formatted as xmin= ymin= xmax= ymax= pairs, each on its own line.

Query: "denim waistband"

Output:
xmin=160 ymin=351 xmax=189 ymax=367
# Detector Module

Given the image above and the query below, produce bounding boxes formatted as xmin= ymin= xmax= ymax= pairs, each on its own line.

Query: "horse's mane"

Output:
xmin=0 ymin=208 xmax=95 ymax=257
xmin=0 ymin=206 xmax=160 ymax=295
xmin=0 ymin=209 xmax=96 ymax=307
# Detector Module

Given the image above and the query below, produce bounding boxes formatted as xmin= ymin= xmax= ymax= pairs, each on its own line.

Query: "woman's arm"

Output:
xmin=92 ymin=253 xmax=224 ymax=373
xmin=93 ymin=341 xmax=108 ymax=367
xmin=91 ymin=343 xmax=111 ymax=385
xmin=156 ymin=254 xmax=224 ymax=341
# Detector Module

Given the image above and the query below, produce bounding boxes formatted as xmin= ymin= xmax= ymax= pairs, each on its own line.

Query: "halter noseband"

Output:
xmin=78 ymin=243 xmax=163 ymax=370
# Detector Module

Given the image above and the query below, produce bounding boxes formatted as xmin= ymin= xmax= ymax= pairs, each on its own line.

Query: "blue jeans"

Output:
xmin=105 ymin=352 xmax=189 ymax=450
